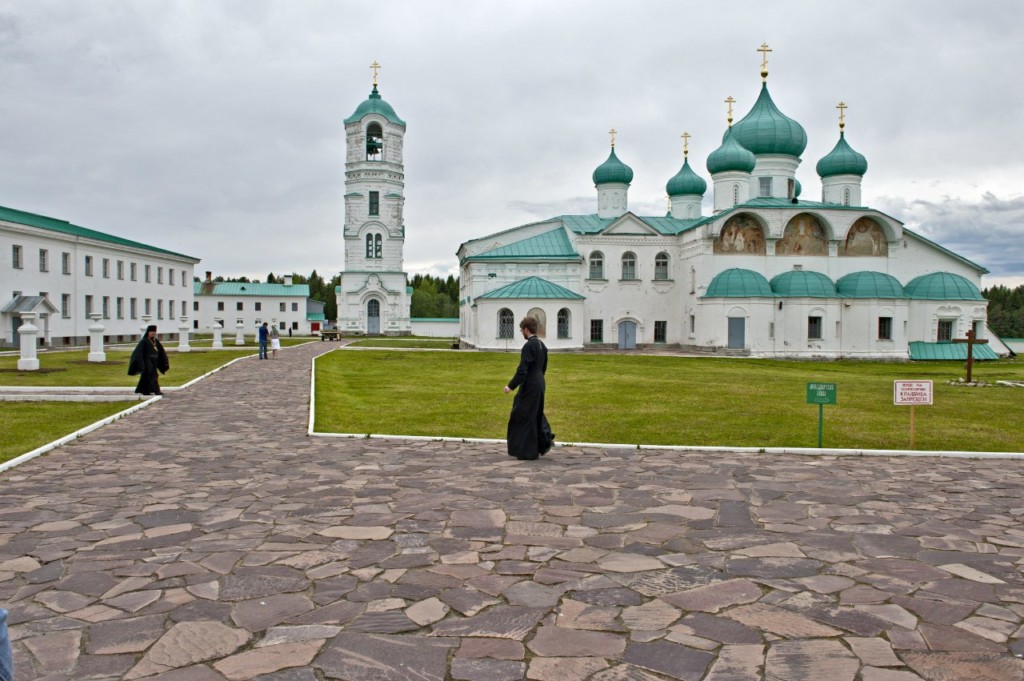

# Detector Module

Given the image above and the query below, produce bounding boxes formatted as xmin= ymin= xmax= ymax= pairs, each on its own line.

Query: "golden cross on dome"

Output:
xmin=836 ymin=101 xmax=848 ymax=130
xmin=681 ymin=132 xmax=691 ymax=157
xmin=724 ymin=96 xmax=736 ymax=126
xmin=758 ymin=42 xmax=772 ymax=81
xmin=609 ymin=128 xmax=617 ymax=147
xmin=370 ymin=61 xmax=381 ymax=86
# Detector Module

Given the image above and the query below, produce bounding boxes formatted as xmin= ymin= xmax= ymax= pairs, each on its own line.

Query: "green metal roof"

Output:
xmin=469 ymin=228 xmax=578 ymax=260
xmin=730 ymin=83 xmax=807 ymax=157
xmin=909 ymin=341 xmax=999 ymax=361
xmin=836 ymin=271 xmax=905 ymax=298
xmin=666 ymin=157 xmax=707 ymax=196
xmin=0 ymin=204 xmax=199 ymax=261
xmin=706 ymin=128 xmax=756 ymax=175
xmin=904 ymin=272 xmax=985 ymax=300
xmin=816 ymin=131 xmax=868 ymax=177
xmin=344 ymin=85 xmax=405 ymax=125
xmin=194 ymin=282 xmax=311 ymax=297
xmin=704 ymin=268 xmax=773 ymax=298
xmin=306 ymin=312 xmax=326 ymax=321
xmin=478 ymin=276 xmax=585 ymax=301
xmin=770 ymin=270 xmax=839 ymax=298
xmin=592 ymin=148 xmax=634 ymax=185
xmin=559 ymin=213 xmax=707 ymax=236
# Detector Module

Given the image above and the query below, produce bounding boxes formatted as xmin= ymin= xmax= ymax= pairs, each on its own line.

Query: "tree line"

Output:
xmin=983 ymin=285 xmax=1024 ymax=338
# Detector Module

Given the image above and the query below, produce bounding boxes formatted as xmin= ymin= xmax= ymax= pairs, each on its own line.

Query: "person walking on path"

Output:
xmin=258 ymin=322 xmax=269 ymax=359
xmin=503 ymin=316 xmax=554 ymax=460
xmin=270 ymin=324 xmax=281 ymax=359
xmin=128 ymin=324 xmax=169 ymax=396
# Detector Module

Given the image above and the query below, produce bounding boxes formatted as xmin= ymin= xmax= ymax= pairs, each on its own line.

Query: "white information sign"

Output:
xmin=894 ymin=380 xmax=933 ymax=405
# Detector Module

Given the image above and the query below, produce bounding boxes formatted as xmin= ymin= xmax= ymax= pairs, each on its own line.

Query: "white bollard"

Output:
xmin=235 ymin=320 xmax=245 ymax=346
xmin=17 ymin=312 xmax=40 ymax=371
xmin=88 ymin=312 xmax=106 ymax=362
xmin=212 ymin=319 xmax=224 ymax=349
xmin=178 ymin=316 xmax=191 ymax=352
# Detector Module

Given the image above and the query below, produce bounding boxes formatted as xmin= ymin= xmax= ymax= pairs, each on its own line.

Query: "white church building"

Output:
xmin=456 ymin=57 xmax=1004 ymax=360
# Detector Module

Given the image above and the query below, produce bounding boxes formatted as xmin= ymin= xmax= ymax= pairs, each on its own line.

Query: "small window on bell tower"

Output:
xmin=369 ymin=191 xmax=380 ymax=216
xmin=366 ymin=123 xmax=383 ymax=161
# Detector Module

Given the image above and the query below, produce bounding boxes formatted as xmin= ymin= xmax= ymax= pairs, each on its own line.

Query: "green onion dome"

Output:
xmin=770 ymin=270 xmax=838 ymax=297
xmin=816 ymin=131 xmax=868 ymax=177
xmin=344 ymin=85 xmax=406 ymax=125
xmin=666 ymin=157 xmax=707 ymax=196
xmin=705 ymin=268 xmax=773 ymax=297
xmin=592 ymin=148 xmax=634 ymax=185
xmin=836 ymin=271 xmax=905 ymax=298
xmin=706 ymin=128 xmax=756 ymax=175
xmin=794 ymin=179 xmax=802 ymax=198
xmin=905 ymin=272 xmax=984 ymax=300
xmin=730 ymin=83 xmax=807 ymax=157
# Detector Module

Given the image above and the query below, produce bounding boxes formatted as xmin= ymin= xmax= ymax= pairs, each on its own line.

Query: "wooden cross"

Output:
xmin=953 ymin=328 xmax=989 ymax=383
xmin=681 ymin=131 xmax=690 ymax=157
xmin=370 ymin=61 xmax=381 ymax=86
xmin=758 ymin=42 xmax=772 ymax=79
xmin=836 ymin=101 xmax=847 ymax=131
xmin=724 ymin=96 xmax=735 ymax=126
xmin=608 ymin=128 xmax=617 ymax=147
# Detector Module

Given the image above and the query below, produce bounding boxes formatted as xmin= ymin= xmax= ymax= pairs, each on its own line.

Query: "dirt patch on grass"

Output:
xmin=0 ymin=367 xmax=67 ymax=374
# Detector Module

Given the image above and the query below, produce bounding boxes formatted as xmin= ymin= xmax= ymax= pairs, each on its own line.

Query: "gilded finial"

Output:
xmin=758 ymin=42 xmax=772 ymax=81
xmin=724 ymin=96 xmax=735 ymax=127
xmin=836 ymin=101 xmax=847 ymax=131
xmin=370 ymin=60 xmax=381 ymax=87
xmin=681 ymin=132 xmax=691 ymax=158
xmin=609 ymin=128 xmax=617 ymax=148
xmin=666 ymin=194 xmax=671 ymax=211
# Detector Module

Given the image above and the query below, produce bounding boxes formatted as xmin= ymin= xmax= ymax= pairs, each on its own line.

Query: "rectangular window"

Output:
xmin=169 ymin=269 xmax=175 ymax=286
xmin=769 ymin=321 xmax=775 ymax=338
xmin=292 ymin=321 xmax=299 ymax=330
xmin=62 ymin=252 xmax=71 ymax=274
xmin=61 ymin=294 xmax=70 ymax=319
xmin=590 ymin=319 xmax=603 ymax=343
xmin=808 ymin=316 xmax=823 ymax=340
xmin=280 ymin=302 xmax=286 ymax=312
xmin=117 ymin=260 xmax=124 ymax=280
xmin=130 ymin=298 xmax=137 ymax=319
xmin=937 ymin=319 xmax=954 ymax=342
xmin=102 ymin=258 xmax=110 ymax=278
xmin=145 ymin=264 xmax=151 ymax=283
xmin=157 ymin=299 xmax=163 ymax=320
xmin=157 ymin=266 xmax=163 ymax=284
xmin=84 ymin=295 xmax=94 ymax=318
xmin=130 ymin=262 xmax=137 ymax=281
xmin=11 ymin=245 xmax=22 ymax=269
xmin=39 ymin=249 xmax=48 ymax=272
xmin=217 ymin=301 xmax=225 ymax=311
xmin=181 ymin=300 xmax=187 ymax=317
xmin=255 ymin=302 xmax=262 ymax=311
xmin=182 ymin=270 xmax=187 ymax=287
xmin=654 ymin=259 xmax=668 ymax=280
xmin=292 ymin=302 xmax=298 ymax=312
xmin=759 ymin=176 xmax=772 ymax=197
xmin=369 ymin=190 xmax=380 ymax=216
xmin=654 ymin=321 xmax=667 ymax=343
xmin=85 ymin=255 xmax=94 ymax=276
xmin=102 ymin=296 xmax=110 ymax=319
xmin=280 ymin=322 xmax=286 ymax=330
xmin=144 ymin=298 xmax=151 ymax=316
xmin=193 ymin=301 xmax=199 ymax=311
xmin=878 ymin=316 xmax=892 ymax=341
xmin=236 ymin=302 xmax=243 ymax=311
xmin=169 ymin=300 xmax=175 ymax=320
xmin=690 ymin=314 xmax=695 ymax=334
xmin=622 ymin=259 xmax=636 ymax=281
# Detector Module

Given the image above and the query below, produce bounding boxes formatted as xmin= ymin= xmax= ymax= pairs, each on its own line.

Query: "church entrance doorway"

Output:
xmin=727 ymin=317 xmax=745 ymax=349
xmin=367 ymin=299 xmax=380 ymax=335
xmin=618 ymin=321 xmax=637 ymax=350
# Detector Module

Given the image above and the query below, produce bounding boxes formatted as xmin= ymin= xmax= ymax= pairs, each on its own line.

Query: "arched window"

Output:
xmin=843 ymin=187 xmax=851 ymax=206
xmin=557 ymin=308 xmax=570 ymax=339
xmin=374 ymin=233 xmax=382 ymax=258
xmin=365 ymin=234 xmax=374 ymax=258
xmin=589 ymin=251 xmax=604 ymax=279
xmin=621 ymin=252 xmax=637 ymax=280
xmin=498 ymin=308 xmax=514 ymax=339
xmin=654 ymin=252 xmax=670 ymax=280
xmin=366 ymin=123 xmax=383 ymax=161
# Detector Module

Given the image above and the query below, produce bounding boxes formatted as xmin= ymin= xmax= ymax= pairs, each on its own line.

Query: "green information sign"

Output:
xmin=806 ymin=382 xmax=837 ymax=405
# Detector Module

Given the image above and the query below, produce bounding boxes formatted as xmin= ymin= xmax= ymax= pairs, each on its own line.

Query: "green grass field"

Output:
xmin=348 ymin=338 xmax=457 ymax=349
xmin=314 ymin=350 xmax=1024 ymax=452
xmin=1 ymin=401 xmax=137 ymax=463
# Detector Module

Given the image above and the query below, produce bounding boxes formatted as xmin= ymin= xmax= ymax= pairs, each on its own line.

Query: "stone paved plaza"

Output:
xmin=3 ymin=342 xmax=1024 ymax=680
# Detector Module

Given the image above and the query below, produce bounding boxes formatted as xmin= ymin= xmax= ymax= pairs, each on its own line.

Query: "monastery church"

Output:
xmin=339 ymin=53 xmax=1003 ymax=359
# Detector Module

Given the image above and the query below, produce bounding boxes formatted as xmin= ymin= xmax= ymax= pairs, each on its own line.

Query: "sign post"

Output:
xmin=806 ymin=382 xmax=837 ymax=448
xmin=894 ymin=380 xmax=933 ymax=448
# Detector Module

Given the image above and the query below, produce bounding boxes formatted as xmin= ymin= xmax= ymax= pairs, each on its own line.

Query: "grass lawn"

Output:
xmin=314 ymin=350 xmax=1024 ymax=452
xmin=1 ymin=402 xmax=136 ymax=463
xmin=348 ymin=338 xmax=457 ymax=349
xmin=171 ymin=336 xmax=315 ymax=348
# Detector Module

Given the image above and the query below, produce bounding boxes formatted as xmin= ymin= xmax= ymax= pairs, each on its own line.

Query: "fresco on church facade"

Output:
xmin=841 ymin=217 xmax=887 ymax=256
xmin=775 ymin=214 xmax=828 ymax=256
xmin=714 ymin=214 xmax=766 ymax=255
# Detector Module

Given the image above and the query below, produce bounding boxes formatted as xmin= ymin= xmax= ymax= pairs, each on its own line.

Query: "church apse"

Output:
xmin=841 ymin=217 xmax=888 ymax=256
xmin=775 ymin=214 xmax=828 ymax=256
xmin=713 ymin=214 xmax=766 ymax=255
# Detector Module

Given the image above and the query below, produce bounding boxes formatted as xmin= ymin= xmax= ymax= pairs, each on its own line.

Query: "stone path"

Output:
xmin=3 ymin=341 xmax=1024 ymax=680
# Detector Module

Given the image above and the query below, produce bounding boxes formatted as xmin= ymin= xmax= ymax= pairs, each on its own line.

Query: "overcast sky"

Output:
xmin=2 ymin=1 xmax=1022 ymax=288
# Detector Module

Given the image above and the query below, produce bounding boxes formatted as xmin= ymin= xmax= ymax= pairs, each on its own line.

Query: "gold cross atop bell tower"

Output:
xmin=370 ymin=60 xmax=381 ymax=86
xmin=758 ymin=42 xmax=772 ymax=81
xmin=724 ymin=96 xmax=736 ymax=127
xmin=836 ymin=101 xmax=848 ymax=131
xmin=681 ymin=132 xmax=691 ymax=158
xmin=608 ymin=128 xmax=617 ymax=148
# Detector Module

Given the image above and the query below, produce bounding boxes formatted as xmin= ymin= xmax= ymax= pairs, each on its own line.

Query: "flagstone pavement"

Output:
xmin=3 ymin=341 xmax=1024 ymax=681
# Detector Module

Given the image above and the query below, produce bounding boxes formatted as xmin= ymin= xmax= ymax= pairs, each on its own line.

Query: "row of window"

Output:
xmin=202 ymin=301 xmax=301 ymax=312
xmin=588 ymin=251 xmax=671 ymax=281
xmin=52 ymin=294 xmax=189 ymax=321
xmin=9 ymin=245 xmax=187 ymax=286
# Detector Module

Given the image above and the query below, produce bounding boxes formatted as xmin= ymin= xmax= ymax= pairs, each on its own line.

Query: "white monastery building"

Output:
xmin=1 ymin=205 xmax=199 ymax=348
xmin=456 ymin=51 xmax=1006 ymax=360
xmin=192 ymin=273 xmax=324 ymax=336
xmin=335 ymin=65 xmax=413 ymax=336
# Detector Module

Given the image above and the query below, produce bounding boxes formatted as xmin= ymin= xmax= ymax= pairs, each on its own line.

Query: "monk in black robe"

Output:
xmin=128 ymin=325 xmax=169 ymax=395
xmin=503 ymin=316 xmax=555 ymax=460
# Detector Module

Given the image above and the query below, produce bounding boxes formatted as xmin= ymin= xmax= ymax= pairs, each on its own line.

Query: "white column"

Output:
xmin=17 ymin=312 xmax=40 ymax=371
xmin=212 ymin=319 xmax=224 ymax=349
xmin=235 ymin=319 xmax=245 ymax=345
xmin=177 ymin=316 xmax=191 ymax=352
xmin=88 ymin=312 xmax=106 ymax=363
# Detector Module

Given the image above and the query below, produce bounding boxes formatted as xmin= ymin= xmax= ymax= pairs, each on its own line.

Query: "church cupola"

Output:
xmin=593 ymin=128 xmax=633 ymax=218
xmin=708 ymin=98 xmax=755 ymax=213
xmin=818 ymin=101 xmax=867 ymax=206
xmin=667 ymin=132 xmax=706 ymax=219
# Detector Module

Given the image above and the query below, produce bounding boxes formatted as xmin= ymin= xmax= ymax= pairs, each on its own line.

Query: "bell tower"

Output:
xmin=336 ymin=62 xmax=412 ymax=335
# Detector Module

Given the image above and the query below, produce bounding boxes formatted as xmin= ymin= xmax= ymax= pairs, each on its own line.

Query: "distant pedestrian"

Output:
xmin=128 ymin=325 xmax=169 ymax=396
xmin=270 ymin=324 xmax=281 ymax=358
xmin=258 ymin=322 xmax=269 ymax=359
xmin=503 ymin=316 xmax=554 ymax=460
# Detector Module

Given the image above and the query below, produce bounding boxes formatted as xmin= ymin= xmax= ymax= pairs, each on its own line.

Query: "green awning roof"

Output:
xmin=194 ymin=282 xmax=311 ymax=297
xmin=470 ymin=228 xmax=578 ymax=260
xmin=908 ymin=342 xmax=999 ymax=361
xmin=478 ymin=276 xmax=584 ymax=301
